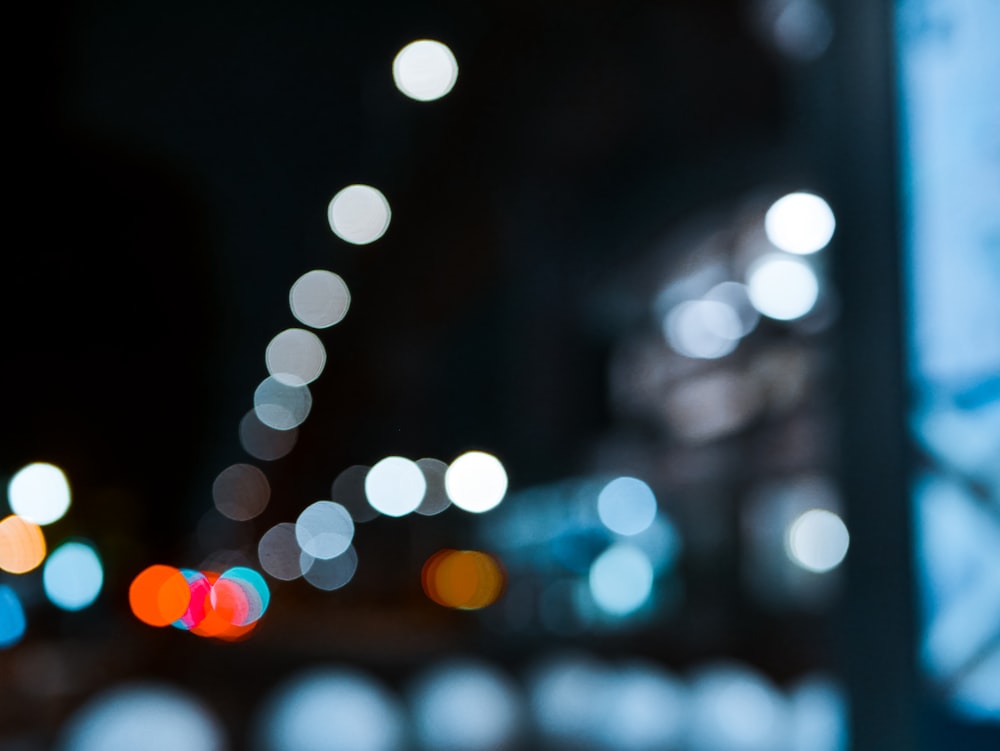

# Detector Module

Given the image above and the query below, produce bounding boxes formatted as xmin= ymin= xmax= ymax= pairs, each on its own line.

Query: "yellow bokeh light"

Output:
xmin=422 ymin=549 xmax=505 ymax=610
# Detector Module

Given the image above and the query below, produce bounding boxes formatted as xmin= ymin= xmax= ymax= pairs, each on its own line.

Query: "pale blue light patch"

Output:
xmin=43 ymin=541 xmax=103 ymax=611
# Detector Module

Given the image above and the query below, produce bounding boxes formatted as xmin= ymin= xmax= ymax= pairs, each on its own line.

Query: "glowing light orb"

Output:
xmin=239 ymin=408 xmax=298 ymax=461
xmin=8 ymin=462 xmax=71 ymax=525
xmin=409 ymin=661 xmax=524 ymax=751
xmin=597 ymin=477 xmax=658 ymax=536
xmin=172 ymin=570 xmax=211 ymax=631
xmin=58 ymin=683 xmax=225 ymax=751
xmin=257 ymin=669 xmax=405 ymax=751
xmin=302 ymin=546 xmax=358 ymax=591
xmin=266 ymin=328 xmax=327 ymax=386
xmin=328 ymin=185 xmax=391 ymax=245
xmin=365 ymin=456 xmax=426 ymax=517
xmin=602 ymin=663 xmax=688 ymax=751
xmin=445 ymin=451 xmax=508 ymax=514
xmin=704 ymin=281 xmax=760 ymax=336
xmin=290 ymin=269 xmax=351 ymax=329
xmin=212 ymin=463 xmax=270 ymax=521
xmin=254 ymin=375 xmax=313 ymax=431
xmin=296 ymin=501 xmax=354 ymax=560
xmin=415 ymin=458 xmax=451 ymax=516
xmin=764 ymin=192 xmax=835 ymax=254
xmin=0 ymin=585 xmax=26 ymax=649
xmin=128 ymin=565 xmax=191 ymax=627
xmin=43 ymin=541 xmax=103 ymax=611
xmin=258 ymin=523 xmax=306 ymax=581
xmin=589 ymin=544 xmax=654 ymax=616
xmin=332 ymin=464 xmax=379 ymax=523
xmin=392 ymin=39 xmax=459 ymax=102
xmin=688 ymin=664 xmax=787 ymax=751
xmin=216 ymin=566 xmax=270 ymax=625
xmin=664 ymin=300 xmax=742 ymax=359
xmin=422 ymin=549 xmax=506 ymax=610
xmin=786 ymin=509 xmax=849 ymax=572
xmin=746 ymin=254 xmax=819 ymax=321
xmin=0 ymin=515 xmax=47 ymax=574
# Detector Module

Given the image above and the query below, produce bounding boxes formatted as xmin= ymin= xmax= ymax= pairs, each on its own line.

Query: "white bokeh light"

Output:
xmin=301 ymin=546 xmax=358 ymax=592
xmin=59 ymin=683 xmax=225 ymax=751
xmin=444 ymin=451 xmax=508 ymax=514
xmin=392 ymin=39 xmax=459 ymax=102
xmin=266 ymin=328 xmax=327 ymax=385
xmin=688 ymin=664 xmax=788 ymax=751
xmin=253 ymin=376 xmax=313 ymax=431
xmin=257 ymin=669 xmax=405 ymax=751
xmin=765 ymin=192 xmax=835 ymax=254
xmin=258 ymin=523 xmax=306 ymax=581
xmin=746 ymin=254 xmax=819 ymax=321
xmin=664 ymin=300 xmax=742 ymax=359
xmin=597 ymin=477 xmax=658 ymax=536
xmin=365 ymin=457 xmax=426 ymax=517
xmin=703 ymin=281 xmax=760 ymax=336
xmin=296 ymin=501 xmax=354 ymax=560
xmin=786 ymin=509 xmax=850 ymax=573
xmin=589 ymin=544 xmax=654 ymax=616
xmin=409 ymin=661 xmax=524 ymax=751
xmin=8 ymin=462 xmax=71 ymax=526
xmin=43 ymin=541 xmax=103 ymax=611
xmin=328 ymin=185 xmax=391 ymax=245
xmin=289 ymin=270 xmax=351 ymax=329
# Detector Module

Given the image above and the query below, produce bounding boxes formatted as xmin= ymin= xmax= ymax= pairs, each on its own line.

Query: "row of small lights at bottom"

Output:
xmin=53 ymin=655 xmax=847 ymax=751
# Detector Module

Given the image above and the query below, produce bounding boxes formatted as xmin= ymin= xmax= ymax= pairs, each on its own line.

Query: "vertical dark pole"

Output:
xmin=828 ymin=1 xmax=920 ymax=750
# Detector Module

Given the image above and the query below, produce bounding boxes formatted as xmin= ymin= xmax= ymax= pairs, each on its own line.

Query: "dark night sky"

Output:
xmin=4 ymin=0 xmax=787 ymax=570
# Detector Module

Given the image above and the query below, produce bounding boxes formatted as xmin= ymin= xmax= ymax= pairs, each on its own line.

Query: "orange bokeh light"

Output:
xmin=0 ymin=515 xmax=47 ymax=574
xmin=422 ymin=549 xmax=505 ymax=610
xmin=129 ymin=565 xmax=191 ymax=627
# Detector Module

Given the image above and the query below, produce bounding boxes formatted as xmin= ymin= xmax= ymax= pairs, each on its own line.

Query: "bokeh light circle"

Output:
xmin=0 ymin=585 xmax=27 ymax=648
xmin=8 ymin=462 xmax=71 ymax=525
xmin=212 ymin=463 xmax=270 ymax=521
xmin=746 ymin=254 xmax=819 ymax=321
xmin=664 ymin=300 xmax=741 ymax=359
xmin=0 ymin=515 xmax=47 ymax=574
xmin=266 ymin=328 xmax=327 ymax=386
xmin=257 ymin=668 xmax=405 ymax=751
xmin=688 ymin=664 xmax=787 ymax=751
xmin=258 ymin=523 xmax=306 ymax=581
xmin=409 ymin=660 xmax=524 ymax=751
xmin=764 ymin=191 xmax=835 ymax=254
xmin=296 ymin=501 xmax=354 ymax=560
xmin=597 ymin=477 xmax=658 ymax=536
xmin=588 ymin=544 xmax=654 ymax=616
xmin=365 ymin=456 xmax=426 ymax=517
xmin=216 ymin=566 xmax=270 ymax=625
xmin=415 ymin=458 xmax=451 ymax=516
xmin=392 ymin=39 xmax=459 ymax=102
xmin=332 ymin=465 xmax=379 ymax=523
xmin=444 ymin=451 xmax=508 ymax=514
xmin=786 ymin=509 xmax=850 ymax=572
xmin=253 ymin=375 xmax=313 ymax=431
xmin=43 ymin=541 xmax=103 ymax=611
xmin=290 ymin=269 xmax=351 ymax=329
xmin=239 ymin=408 xmax=298 ymax=461
xmin=328 ymin=185 xmax=391 ymax=245
xmin=58 ymin=683 xmax=226 ymax=751
xmin=422 ymin=549 xmax=505 ymax=610
xmin=128 ymin=565 xmax=191 ymax=627
xmin=301 ymin=546 xmax=359 ymax=591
